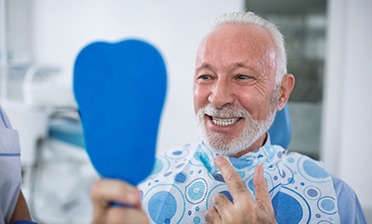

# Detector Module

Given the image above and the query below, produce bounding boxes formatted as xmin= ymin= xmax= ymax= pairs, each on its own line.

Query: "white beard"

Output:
xmin=196 ymin=93 xmax=279 ymax=156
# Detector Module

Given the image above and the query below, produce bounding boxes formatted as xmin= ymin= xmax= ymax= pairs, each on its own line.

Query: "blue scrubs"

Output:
xmin=0 ymin=106 xmax=22 ymax=224
xmin=333 ymin=176 xmax=367 ymax=223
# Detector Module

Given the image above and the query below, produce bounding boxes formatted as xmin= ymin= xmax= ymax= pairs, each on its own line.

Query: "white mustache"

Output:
xmin=202 ymin=104 xmax=250 ymax=118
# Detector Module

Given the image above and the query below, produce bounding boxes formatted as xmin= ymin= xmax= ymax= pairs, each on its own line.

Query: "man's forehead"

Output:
xmin=195 ymin=24 xmax=277 ymax=72
xmin=199 ymin=25 xmax=275 ymax=54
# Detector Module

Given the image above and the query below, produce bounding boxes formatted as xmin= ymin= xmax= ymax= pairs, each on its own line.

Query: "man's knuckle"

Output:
xmin=214 ymin=193 xmax=225 ymax=201
xmin=233 ymin=182 xmax=247 ymax=193
xmin=91 ymin=182 xmax=104 ymax=201
xmin=213 ymin=194 xmax=229 ymax=208
xmin=224 ymin=169 xmax=238 ymax=181
xmin=204 ymin=208 xmax=215 ymax=222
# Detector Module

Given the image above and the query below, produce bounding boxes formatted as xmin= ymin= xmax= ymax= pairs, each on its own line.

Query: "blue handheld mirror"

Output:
xmin=73 ymin=39 xmax=167 ymax=185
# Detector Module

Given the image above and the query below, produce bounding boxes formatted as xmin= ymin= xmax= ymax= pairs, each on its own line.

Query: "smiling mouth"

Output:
xmin=206 ymin=115 xmax=242 ymax=126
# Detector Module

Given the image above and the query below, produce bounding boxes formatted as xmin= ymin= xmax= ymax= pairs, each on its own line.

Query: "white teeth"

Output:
xmin=212 ymin=117 xmax=239 ymax=126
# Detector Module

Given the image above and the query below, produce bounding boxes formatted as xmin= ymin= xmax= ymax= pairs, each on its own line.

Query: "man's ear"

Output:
xmin=276 ymin=74 xmax=295 ymax=111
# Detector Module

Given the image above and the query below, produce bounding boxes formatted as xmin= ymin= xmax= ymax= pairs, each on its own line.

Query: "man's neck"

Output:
xmin=232 ymin=133 xmax=268 ymax=158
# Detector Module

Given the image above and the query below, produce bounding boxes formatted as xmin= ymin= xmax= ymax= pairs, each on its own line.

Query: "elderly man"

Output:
xmin=91 ymin=12 xmax=366 ymax=224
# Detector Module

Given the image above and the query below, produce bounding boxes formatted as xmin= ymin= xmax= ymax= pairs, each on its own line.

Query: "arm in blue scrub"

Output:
xmin=332 ymin=176 xmax=367 ymax=224
xmin=0 ymin=106 xmax=35 ymax=224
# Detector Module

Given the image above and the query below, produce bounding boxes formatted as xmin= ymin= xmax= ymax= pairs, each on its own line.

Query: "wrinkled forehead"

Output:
xmin=196 ymin=24 xmax=277 ymax=74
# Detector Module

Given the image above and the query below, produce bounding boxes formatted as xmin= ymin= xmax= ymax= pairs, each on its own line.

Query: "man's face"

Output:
xmin=193 ymin=24 xmax=280 ymax=156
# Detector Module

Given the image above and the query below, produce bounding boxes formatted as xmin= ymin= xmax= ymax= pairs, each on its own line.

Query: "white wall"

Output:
xmin=30 ymin=0 xmax=243 ymax=153
xmin=322 ymin=0 xmax=372 ymax=214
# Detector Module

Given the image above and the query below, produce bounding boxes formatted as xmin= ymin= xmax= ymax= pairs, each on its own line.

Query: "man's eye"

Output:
xmin=198 ymin=75 xmax=211 ymax=80
xmin=236 ymin=75 xmax=251 ymax=80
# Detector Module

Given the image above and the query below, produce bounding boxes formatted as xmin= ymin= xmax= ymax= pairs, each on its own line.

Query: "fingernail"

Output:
xmin=212 ymin=194 xmax=217 ymax=204
xmin=257 ymin=166 xmax=265 ymax=179
xmin=214 ymin=155 xmax=222 ymax=165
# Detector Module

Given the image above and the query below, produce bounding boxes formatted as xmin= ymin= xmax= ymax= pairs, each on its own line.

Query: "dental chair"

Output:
xmin=29 ymin=108 xmax=98 ymax=224
xmin=269 ymin=104 xmax=291 ymax=149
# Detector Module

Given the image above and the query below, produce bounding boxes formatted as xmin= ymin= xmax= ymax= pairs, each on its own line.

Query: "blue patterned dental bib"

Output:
xmin=138 ymin=140 xmax=340 ymax=224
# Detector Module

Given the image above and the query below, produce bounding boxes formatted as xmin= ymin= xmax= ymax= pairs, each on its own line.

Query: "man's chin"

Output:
xmin=203 ymin=138 xmax=247 ymax=157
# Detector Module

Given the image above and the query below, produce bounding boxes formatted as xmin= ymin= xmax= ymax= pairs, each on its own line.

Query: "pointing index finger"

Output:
xmin=214 ymin=155 xmax=253 ymax=203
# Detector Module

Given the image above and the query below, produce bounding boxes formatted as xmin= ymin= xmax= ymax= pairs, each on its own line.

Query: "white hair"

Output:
xmin=213 ymin=11 xmax=287 ymax=85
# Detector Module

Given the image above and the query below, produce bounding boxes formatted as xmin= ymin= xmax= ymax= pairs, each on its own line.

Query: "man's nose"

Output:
xmin=208 ymin=80 xmax=235 ymax=108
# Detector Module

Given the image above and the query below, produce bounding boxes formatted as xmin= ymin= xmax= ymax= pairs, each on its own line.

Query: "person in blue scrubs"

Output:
xmin=0 ymin=105 xmax=35 ymax=224
xmin=90 ymin=11 xmax=367 ymax=224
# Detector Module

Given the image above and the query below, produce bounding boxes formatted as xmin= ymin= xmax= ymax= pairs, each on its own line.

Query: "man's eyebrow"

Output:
xmin=231 ymin=62 xmax=261 ymax=74
xmin=232 ymin=62 xmax=249 ymax=69
xmin=233 ymin=62 xmax=248 ymax=68
xmin=195 ymin=63 xmax=214 ymax=72
xmin=195 ymin=62 xmax=260 ymax=74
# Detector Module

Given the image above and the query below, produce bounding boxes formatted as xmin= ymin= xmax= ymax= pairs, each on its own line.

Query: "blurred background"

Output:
xmin=0 ymin=0 xmax=371 ymax=223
